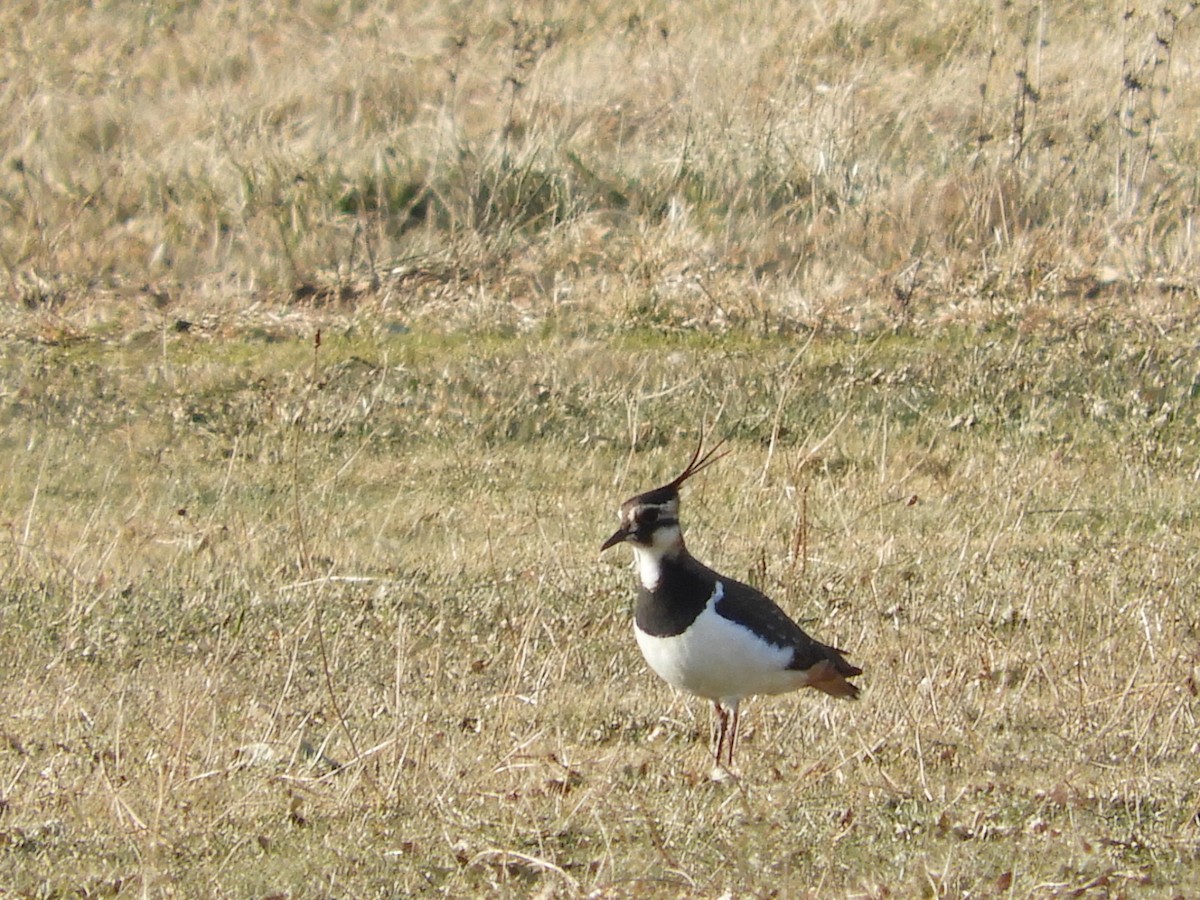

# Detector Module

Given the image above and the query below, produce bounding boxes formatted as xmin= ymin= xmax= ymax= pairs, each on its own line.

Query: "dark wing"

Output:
xmin=709 ymin=567 xmax=862 ymax=689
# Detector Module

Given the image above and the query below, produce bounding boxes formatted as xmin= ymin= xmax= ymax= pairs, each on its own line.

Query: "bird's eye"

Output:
xmin=640 ymin=508 xmax=659 ymax=525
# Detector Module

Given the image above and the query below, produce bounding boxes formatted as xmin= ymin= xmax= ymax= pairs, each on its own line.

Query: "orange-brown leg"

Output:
xmin=712 ymin=701 xmax=741 ymax=768
xmin=712 ymin=701 xmax=729 ymax=766
xmin=726 ymin=703 xmax=740 ymax=767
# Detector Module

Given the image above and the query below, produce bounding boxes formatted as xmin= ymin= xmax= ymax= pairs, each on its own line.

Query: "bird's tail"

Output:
xmin=807 ymin=654 xmax=863 ymax=700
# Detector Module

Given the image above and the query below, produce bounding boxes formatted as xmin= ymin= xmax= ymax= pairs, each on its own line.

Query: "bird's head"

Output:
xmin=601 ymin=438 xmax=728 ymax=555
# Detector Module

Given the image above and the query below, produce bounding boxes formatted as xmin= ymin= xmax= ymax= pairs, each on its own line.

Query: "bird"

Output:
xmin=601 ymin=439 xmax=862 ymax=770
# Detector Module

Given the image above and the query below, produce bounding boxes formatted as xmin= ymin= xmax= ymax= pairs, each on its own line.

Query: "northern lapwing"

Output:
xmin=601 ymin=440 xmax=862 ymax=769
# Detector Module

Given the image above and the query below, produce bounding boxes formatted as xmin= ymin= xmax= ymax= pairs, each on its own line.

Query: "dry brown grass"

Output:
xmin=2 ymin=1 xmax=1200 ymax=897
xmin=2 ymin=318 xmax=1200 ymax=895
xmin=1 ymin=0 xmax=1197 ymax=333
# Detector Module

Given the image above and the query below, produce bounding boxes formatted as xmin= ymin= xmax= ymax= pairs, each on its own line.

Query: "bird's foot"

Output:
xmin=709 ymin=763 xmax=736 ymax=783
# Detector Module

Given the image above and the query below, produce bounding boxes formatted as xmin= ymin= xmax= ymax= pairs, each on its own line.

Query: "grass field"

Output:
xmin=2 ymin=1 xmax=1200 ymax=897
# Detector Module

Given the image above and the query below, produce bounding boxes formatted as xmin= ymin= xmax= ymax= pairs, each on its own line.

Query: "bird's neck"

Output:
xmin=631 ymin=536 xmax=688 ymax=592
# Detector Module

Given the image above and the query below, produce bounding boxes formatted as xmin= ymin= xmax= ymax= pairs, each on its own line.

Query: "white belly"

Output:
xmin=633 ymin=584 xmax=810 ymax=704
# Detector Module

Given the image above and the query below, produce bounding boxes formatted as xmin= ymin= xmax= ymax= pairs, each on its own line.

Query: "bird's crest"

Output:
xmin=634 ymin=436 xmax=729 ymax=507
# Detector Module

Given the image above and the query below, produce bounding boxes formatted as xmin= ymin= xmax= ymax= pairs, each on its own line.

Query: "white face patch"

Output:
xmin=648 ymin=521 xmax=681 ymax=551
xmin=620 ymin=497 xmax=679 ymax=530
xmin=630 ymin=522 xmax=682 ymax=590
